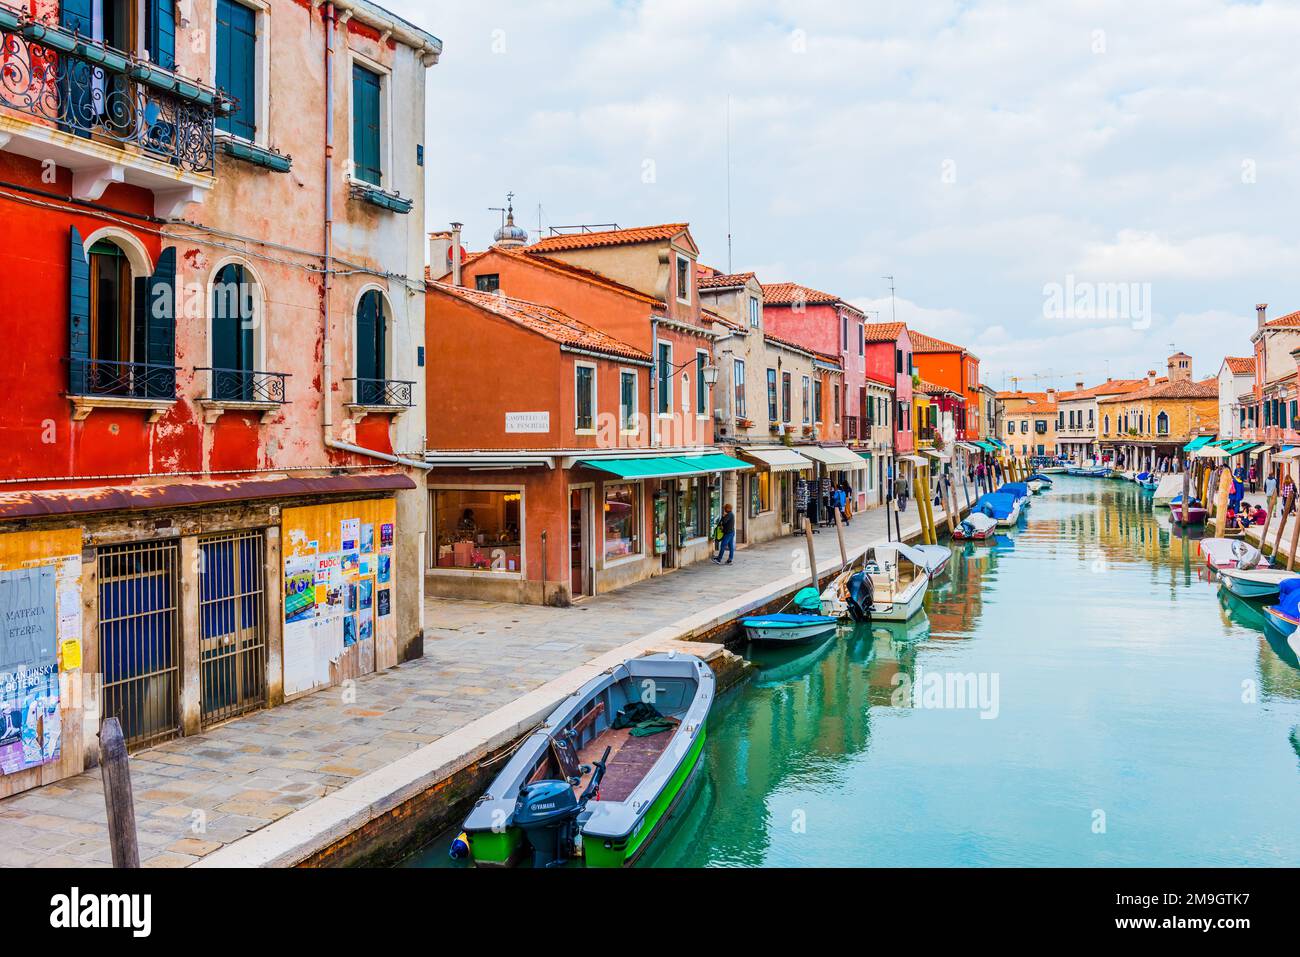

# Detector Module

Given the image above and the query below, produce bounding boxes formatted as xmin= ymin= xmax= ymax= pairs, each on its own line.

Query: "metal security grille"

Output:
xmin=198 ymin=531 xmax=267 ymax=726
xmin=98 ymin=541 xmax=181 ymax=749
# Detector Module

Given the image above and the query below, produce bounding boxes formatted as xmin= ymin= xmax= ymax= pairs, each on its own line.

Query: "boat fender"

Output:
xmin=448 ymin=831 xmax=470 ymax=860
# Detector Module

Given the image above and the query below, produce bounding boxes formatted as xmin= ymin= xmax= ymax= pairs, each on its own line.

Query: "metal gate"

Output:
xmin=98 ymin=540 xmax=181 ymax=749
xmin=198 ymin=531 xmax=267 ymax=726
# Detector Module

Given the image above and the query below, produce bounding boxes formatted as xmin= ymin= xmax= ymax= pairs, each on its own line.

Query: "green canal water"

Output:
xmin=405 ymin=476 xmax=1300 ymax=868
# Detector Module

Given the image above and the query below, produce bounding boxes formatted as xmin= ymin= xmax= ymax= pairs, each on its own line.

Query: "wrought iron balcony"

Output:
xmin=0 ymin=10 xmax=224 ymax=174
xmin=195 ymin=368 xmax=289 ymax=404
xmin=346 ymin=378 xmax=415 ymax=408
xmin=68 ymin=357 xmax=176 ymax=400
xmin=844 ymin=416 xmax=858 ymax=439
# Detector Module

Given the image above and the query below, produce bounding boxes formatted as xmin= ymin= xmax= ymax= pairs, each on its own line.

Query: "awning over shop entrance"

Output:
xmin=1221 ymin=441 xmax=1263 ymax=456
xmin=921 ymin=449 xmax=950 ymax=461
xmin=955 ymin=441 xmax=983 ymax=453
xmin=797 ymin=445 xmax=867 ymax=469
xmin=739 ymin=447 xmax=814 ymax=472
xmin=576 ymin=452 xmax=752 ymax=480
xmin=1183 ymin=435 xmax=1216 ymax=452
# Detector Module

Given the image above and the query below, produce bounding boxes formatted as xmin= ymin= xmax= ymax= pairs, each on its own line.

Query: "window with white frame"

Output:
xmin=351 ymin=60 xmax=386 ymax=185
xmin=676 ymin=255 xmax=691 ymax=304
xmin=620 ymin=369 xmax=638 ymax=432
xmin=733 ymin=359 xmax=746 ymax=417
xmin=575 ymin=362 xmax=596 ymax=432
xmin=748 ymin=296 xmax=760 ymax=328
xmin=657 ymin=342 xmax=672 ymax=415
xmin=801 ymin=375 xmax=811 ymax=424
xmin=696 ymin=349 xmax=709 ymax=417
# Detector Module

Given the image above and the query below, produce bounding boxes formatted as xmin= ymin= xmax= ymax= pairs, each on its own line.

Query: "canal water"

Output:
xmin=405 ymin=476 xmax=1300 ymax=868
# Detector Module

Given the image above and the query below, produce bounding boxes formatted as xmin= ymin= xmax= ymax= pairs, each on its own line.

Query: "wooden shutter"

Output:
xmin=148 ymin=0 xmax=177 ymax=70
xmin=352 ymin=65 xmax=382 ymax=184
xmin=60 ymin=0 xmax=92 ymax=34
xmin=69 ymin=227 xmax=91 ymax=394
xmin=145 ymin=248 xmax=177 ymax=399
xmin=216 ymin=0 xmax=257 ymax=139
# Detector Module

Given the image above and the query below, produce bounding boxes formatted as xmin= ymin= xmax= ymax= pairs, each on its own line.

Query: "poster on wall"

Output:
xmin=0 ymin=567 xmax=60 ymax=775
xmin=281 ymin=499 xmax=397 ymax=697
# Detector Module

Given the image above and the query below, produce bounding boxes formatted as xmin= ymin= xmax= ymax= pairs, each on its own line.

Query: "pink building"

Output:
xmin=864 ymin=323 xmax=915 ymax=490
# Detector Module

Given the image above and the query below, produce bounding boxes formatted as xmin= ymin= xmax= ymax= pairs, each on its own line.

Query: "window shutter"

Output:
xmin=146 ymin=247 xmax=177 ymax=399
xmin=60 ymin=0 xmax=92 ymax=34
xmin=356 ymin=291 xmax=384 ymax=402
xmin=352 ymin=66 xmax=381 ymax=184
xmin=216 ymin=0 xmax=257 ymax=139
xmin=147 ymin=0 xmax=177 ymax=69
xmin=68 ymin=227 xmax=90 ymax=394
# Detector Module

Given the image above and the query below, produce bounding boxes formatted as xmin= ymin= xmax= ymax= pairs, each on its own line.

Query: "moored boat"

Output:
xmin=1151 ymin=475 xmax=1185 ymax=507
xmin=1263 ymin=579 xmax=1300 ymax=640
xmin=975 ymin=491 xmax=1022 ymax=526
xmin=1170 ymin=505 xmax=1208 ymax=526
xmin=821 ymin=544 xmax=930 ymax=622
xmin=952 ymin=512 xmax=998 ymax=540
xmin=461 ymin=652 xmax=714 ymax=868
xmin=1219 ymin=567 xmax=1299 ymax=601
xmin=1200 ymin=538 xmax=1271 ymax=571
xmin=742 ymin=612 xmax=839 ymax=644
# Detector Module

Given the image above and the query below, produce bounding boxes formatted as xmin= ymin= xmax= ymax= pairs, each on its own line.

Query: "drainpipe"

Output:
xmin=321 ymin=2 xmax=429 ymax=472
xmin=650 ymin=317 xmax=659 ymax=448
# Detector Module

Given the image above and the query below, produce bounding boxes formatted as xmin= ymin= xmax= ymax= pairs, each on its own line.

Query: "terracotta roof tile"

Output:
xmin=760 ymin=282 xmax=841 ymax=306
xmin=1264 ymin=310 xmax=1300 ymax=328
xmin=429 ymin=282 xmax=650 ymax=362
xmin=909 ymin=330 xmax=967 ymax=355
xmin=527 ymin=223 xmax=689 ymax=253
xmin=698 ymin=271 xmax=756 ymax=290
xmin=434 ymin=246 xmax=661 ymax=308
xmin=763 ymin=330 xmax=818 ymax=356
xmin=863 ymin=321 xmax=907 ymax=343
xmin=1055 ymin=378 xmax=1151 ymax=401
xmin=1224 ymin=356 xmax=1256 ymax=375
xmin=1097 ymin=376 xmax=1216 ymax=403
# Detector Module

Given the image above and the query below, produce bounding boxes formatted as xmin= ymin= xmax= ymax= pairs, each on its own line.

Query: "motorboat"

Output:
xmin=1025 ymin=472 xmax=1054 ymax=494
xmin=1219 ymin=567 xmax=1299 ymax=601
xmin=973 ymin=492 xmax=1021 ymax=526
xmin=821 ymin=544 xmax=930 ymax=622
xmin=460 ymin=652 xmax=713 ymax=868
xmin=743 ymin=587 xmax=838 ymax=644
xmin=952 ymin=512 xmax=998 ymax=541
xmin=1200 ymin=538 xmax=1271 ymax=571
xmin=1170 ymin=504 xmax=1208 ymax=526
xmin=1263 ymin=579 xmax=1300 ymax=640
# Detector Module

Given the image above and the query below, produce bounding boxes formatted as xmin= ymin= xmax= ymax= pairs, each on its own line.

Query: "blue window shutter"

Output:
xmin=146 ymin=248 xmax=177 ymax=399
xmin=69 ymin=227 xmax=90 ymax=394
xmin=60 ymin=0 xmax=92 ymax=34
xmin=216 ymin=0 xmax=257 ymax=139
xmin=356 ymin=291 xmax=385 ymax=402
xmin=149 ymin=0 xmax=177 ymax=70
xmin=352 ymin=65 xmax=382 ymax=184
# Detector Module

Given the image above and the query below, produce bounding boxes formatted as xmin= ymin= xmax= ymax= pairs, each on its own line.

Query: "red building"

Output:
xmin=909 ymin=331 xmax=982 ymax=441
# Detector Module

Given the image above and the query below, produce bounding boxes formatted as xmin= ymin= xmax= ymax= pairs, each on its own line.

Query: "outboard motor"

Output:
xmin=513 ymin=746 xmax=611 ymax=868
xmin=845 ymin=570 xmax=874 ymax=623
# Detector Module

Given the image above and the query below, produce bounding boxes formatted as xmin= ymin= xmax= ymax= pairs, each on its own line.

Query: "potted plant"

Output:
xmin=737 ymin=417 xmax=754 ymax=430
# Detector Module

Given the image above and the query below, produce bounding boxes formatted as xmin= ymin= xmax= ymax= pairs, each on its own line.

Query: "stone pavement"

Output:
xmin=0 ymin=497 xmax=954 ymax=867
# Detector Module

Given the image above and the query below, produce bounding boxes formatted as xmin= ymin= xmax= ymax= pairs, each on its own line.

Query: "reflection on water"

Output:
xmin=646 ymin=476 xmax=1300 ymax=868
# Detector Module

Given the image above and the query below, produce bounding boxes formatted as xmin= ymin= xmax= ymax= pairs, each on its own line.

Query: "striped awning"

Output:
xmin=577 ymin=452 xmax=752 ymax=480
xmin=1183 ymin=435 xmax=1216 ymax=452
xmin=739 ymin=447 xmax=814 ymax=473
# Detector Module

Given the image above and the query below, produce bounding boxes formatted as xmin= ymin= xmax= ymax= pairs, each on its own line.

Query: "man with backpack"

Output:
xmin=711 ymin=503 xmax=736 ymax=565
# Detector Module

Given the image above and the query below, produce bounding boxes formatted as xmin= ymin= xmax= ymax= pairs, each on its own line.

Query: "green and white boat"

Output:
xmin=461 ymin=652 xmax=714 ymax=868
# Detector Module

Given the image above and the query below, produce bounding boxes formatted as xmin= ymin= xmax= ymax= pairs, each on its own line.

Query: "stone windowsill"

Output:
xmin=70 ymin=394 xmax=175 ymax=423
xmin=199 ymin=398 xmax=284 ymax=424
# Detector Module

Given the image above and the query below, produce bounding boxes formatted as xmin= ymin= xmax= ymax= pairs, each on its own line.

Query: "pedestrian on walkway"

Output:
xmin=712 ymin=503 xmax=736 ymax=565
xmin=1265 ymin=470 xmax=1278 ymax=499
xmin=832 ymin=484 xmax=847 ymax=525
xmin=1284 ymin=475 xmax=1296 ymax=515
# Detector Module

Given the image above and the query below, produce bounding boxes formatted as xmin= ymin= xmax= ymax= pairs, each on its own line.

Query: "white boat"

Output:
xmin=1026 ymin=479 xmax=1048 ymax=494
xmin=821 ymin=544 xmax=930 ymax=622
xmin=910 ymin=543 xmax=951 ymax=578
xmin=742 ymin=613 xmax=838 ymax=644
xmin=1151 ymin=474 xmax=1185 ymax=506
xmin=1200 ymin=538 xmax=1271 ymax=571
xmin=1219 ymin=567 xmax=1300 ymax=601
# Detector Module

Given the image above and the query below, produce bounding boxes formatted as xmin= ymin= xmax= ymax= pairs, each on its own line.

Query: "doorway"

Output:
xmin=568 ymin=487 xmax=593 ymax=599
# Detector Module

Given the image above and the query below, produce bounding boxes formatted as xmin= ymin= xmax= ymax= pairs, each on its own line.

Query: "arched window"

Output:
xmin=356 ymin=289 xmax=388 ymax=404
xmin=1104 ymin=414 xmax=1110 ymax=435
xmin=1156 ymin=411 xmax=1169 ymax=435
xmin=211 ymin=263 xmax=257 ymax=400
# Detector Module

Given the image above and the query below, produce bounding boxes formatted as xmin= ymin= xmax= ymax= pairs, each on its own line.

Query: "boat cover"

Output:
xmin=1136 ymin=471 xmax=1151 ymax=481
xmin=998 ymin=482 xmax=1029 ymax=498
xmin=744 ymin=613 xmax=837 ymax=626
xmin=793 ymin=587 xmax=823 ymax=611
xmin=959 ymin=513 xmax=998 ymax=535
xmin=1026 ymin=473 xmax=1054 ymax=484
xmin=1277 ymin=578 xmax=1300 ymax=619
xmin=871 ymin=542 xmax=934 ymax=571
xmin=975 ymin=492 xmax=1017 ymax=519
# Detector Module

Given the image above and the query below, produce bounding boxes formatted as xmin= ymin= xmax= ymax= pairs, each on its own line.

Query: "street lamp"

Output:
xmin=702 ymin=361 xmax=719 ymax=387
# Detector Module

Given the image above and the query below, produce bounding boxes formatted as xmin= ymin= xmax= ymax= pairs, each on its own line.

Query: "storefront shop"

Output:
xmin=736 ymin=446 xmax=814 ymax=543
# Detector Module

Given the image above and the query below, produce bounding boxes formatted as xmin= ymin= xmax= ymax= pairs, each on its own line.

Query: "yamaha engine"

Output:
xmin=514 ymin=780 xmax=581 ymax=868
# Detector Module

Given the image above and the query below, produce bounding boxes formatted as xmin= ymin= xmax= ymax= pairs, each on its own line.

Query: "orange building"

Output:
xmin=425 ymin=220 xmax=749 ymax=604
xmin=909 ymin=331 xmax=982 ymax=440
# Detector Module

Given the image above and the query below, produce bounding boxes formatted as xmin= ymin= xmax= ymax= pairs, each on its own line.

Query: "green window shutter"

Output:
xmin=68 ymin=227 xmax=90 ymax=394
xmin=60 ymin=0 xmax=95 ymax=139
xmin=352 ymin=65 xmax=382 ymax=184
xmin=145 ymin=248 xmax=177 ymax=399
xmin=216 ymin=0 xmax=257 ymax=139
xmin=60 ymin=0 xmax=92 ymax=34
xmin=356 ymin=291 xmax=385 ymax=402
xmin=211 ymin=263 xmax=254 ymax=399
xmin=148 ymin=0 xmax=177 ymax=70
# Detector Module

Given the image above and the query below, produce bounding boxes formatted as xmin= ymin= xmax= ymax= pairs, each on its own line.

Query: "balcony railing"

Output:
xmin=195 ymin=368 xmax=289 ymax=404
xmin=0 ymin=12 xmax=222 ymax=173
xmin=346 ymin=377 xmax=415 ymax=408
xmin=844 ymin=416 xmax=858 ymax=439
xmin=69 ymin=357 xmax=176 ymax=400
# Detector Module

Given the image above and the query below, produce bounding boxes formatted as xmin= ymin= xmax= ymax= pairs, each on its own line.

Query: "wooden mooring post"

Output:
xmin=832 ymin=508 xmax=849 ymax=570
xmin=99 ymin=717 xmax=139 ymax=868
xmin=1272 ymin=489 xmax=1293 ymax=559
xmin=803 ymin=517 xmax=819 ymax=591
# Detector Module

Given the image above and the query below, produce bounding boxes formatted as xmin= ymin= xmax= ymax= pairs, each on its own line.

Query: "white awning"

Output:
xmin=1274 ymin=447 xmax=1300 ymax=460
xmin=797 ymin=445 xmax=866 ymax=469
xmin=955 ymin=442 xmax=982 ymax=453
xmin=739 ymin=447 xmax=814 ymax=473
xmin=897 ymin=454 xmax=929 ymax=466
xmin=921 ymin=449 xmax=950 ymax=461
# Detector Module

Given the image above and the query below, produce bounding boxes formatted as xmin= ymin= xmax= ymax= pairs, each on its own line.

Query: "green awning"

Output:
xmin=975 ymin=441 xmax=1000 ymax=452
xmin=673 ymin=453 xmax=753 ymax=473
xmin=578 ymin=453 xmax=752 ymax=480
xmin=1224 ymin=441 xmax=1263 ymax=455
xmin=1183 ymin=436 xmax=1216 ymax=452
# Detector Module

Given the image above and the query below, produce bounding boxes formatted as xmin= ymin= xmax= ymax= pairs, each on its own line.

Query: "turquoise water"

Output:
xmin=406 ymin=477 xmax=1300 ymax=868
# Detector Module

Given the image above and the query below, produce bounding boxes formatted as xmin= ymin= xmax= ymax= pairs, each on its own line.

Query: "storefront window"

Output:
xmin=754 ymin=471 xmax=772 ymax=513
xmin=433 ymin=489 xmax=522 ymax=573
xmin=678 ymin=478 xmax=701 ymax=544
xmin=604 ymin=483 xmax=641 ymax=560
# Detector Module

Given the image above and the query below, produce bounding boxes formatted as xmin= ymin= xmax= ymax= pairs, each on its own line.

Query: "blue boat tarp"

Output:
xmin=998 ymin=482 xmax=1029 ymax=498
xmin=742 ymin=613 xmax=836 ymax=627
xmin=1275 ymin=579 xmax=1300 ymax=619
xmin=1026 ymin=473 xmax=1054 ymax=483
xmin=1136 ymin=471 xmax=1151 ymax=481
xmin=974 ymin=492 xmax=1017 ymax=520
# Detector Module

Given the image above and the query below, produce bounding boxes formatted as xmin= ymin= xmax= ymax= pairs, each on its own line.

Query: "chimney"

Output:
xmin=1075 ymin=380 xmax=1084 ymax=390
xmin=1257 ymin=303 xmax=1268 ymax=329
xmin=450 ymin=222 xmax=463 ymax=287
xmin=428 ymin=231 xmax=452 ymax=281
xmin=1147 ymin=369 xmax=1157 ymax=386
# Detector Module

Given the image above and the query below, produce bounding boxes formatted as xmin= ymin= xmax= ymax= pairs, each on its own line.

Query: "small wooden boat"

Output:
xmin=461 ymin=652 xmax=713 ymax=868
xmin=1219 ymin=567 xmax=1299 ymax=601
xmin=1200 ymin=538 xmax=1270 ymax=570
xmin=1170 ymin=505 xmax=1208 ymax=526
xmin=742 ymin=587 xmax=838 ymax=644
xmin=975 ymin=492 xmax=1022 ymax=526
xmin=952 ymin=512 xmax=998 ymax=540
xmin=821 ymin=544 xmax=929 ymax=622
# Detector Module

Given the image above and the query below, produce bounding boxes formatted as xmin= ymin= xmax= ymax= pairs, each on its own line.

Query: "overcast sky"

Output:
xmin=391 ymin=0 xmax=1300 ymax=391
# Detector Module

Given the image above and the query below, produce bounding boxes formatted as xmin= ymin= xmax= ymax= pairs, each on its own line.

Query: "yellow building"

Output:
xmin=996 ymin=390 xmax=1059 ymax=458
xmin=1097 ymin=354 xmax=1218 ymax=471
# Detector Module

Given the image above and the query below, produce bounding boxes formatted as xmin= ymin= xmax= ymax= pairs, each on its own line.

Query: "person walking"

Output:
xmin=711 ymin=503 xmax=736 ymax=565
xmin=1283 ymin=474 xmax=1296 ymax=515
xmin=832 ymin=484 xmax=848 ymax=525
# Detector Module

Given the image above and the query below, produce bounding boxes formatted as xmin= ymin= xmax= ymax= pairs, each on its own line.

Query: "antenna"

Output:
xmin=725 ymin=93 xmax=733 ymax=273
xmin=882 ymin=275 xmax=896 ymax=324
